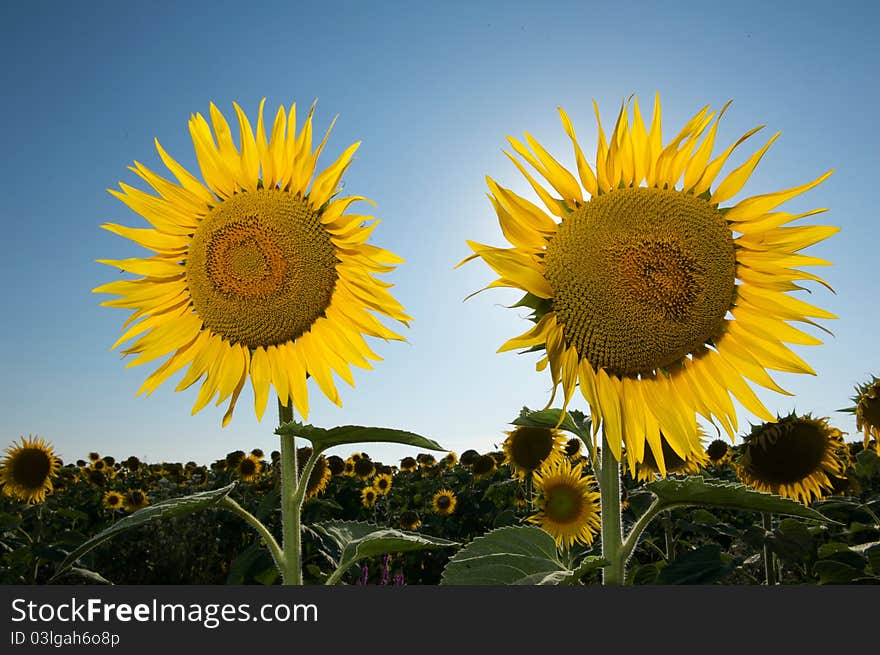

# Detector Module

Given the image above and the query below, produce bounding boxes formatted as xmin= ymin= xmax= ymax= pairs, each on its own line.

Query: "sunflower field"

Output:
xmin=3 ymin=405 xmax=880 ymax=585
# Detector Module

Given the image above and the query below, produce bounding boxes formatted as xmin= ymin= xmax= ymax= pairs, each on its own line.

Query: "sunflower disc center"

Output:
xmin=10 ymin=449 xmax=51 ymax=489
xmin=544 ymin=187 xmax=736 ymax=376
xmin=187 ymin=189 xmax=338 ymax=347
xmin=544 ymin=485 xmax=583 ymax=524
xmin=746 ymin=421 xmax=830 ymax=485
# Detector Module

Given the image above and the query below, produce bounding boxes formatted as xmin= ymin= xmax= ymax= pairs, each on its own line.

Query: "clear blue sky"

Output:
xmin=1 ymin=0 xmax=877 ymax=467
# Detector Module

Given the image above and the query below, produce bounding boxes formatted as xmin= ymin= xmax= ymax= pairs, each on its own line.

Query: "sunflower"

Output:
xmin=399 ymin=510 xmax=422 ymax=531
xmin=94 ymin=99 xmax=410 ymax=427
xmin=417 ymin=453 xmax=437 ymax=468
xmin=461 ymin=95 xmax=836 ymax=472
xmin=841 ymin=376 xmax=880 ymax=447
xmin=103 ymin=491 xmax=124 ymax=510
xmin=628 ymin=429 xmax=709 ymax=483
xmin=226 ymin=450 xmax=246 ymax=467
xmin=399 ymin=456 xmax=417 ymax=473
xmin=502 ymin=425 xmax=566 ymax=480
xmin=353 ymin=457 xmax=376 ymax=481
xmin=296 ymin=447 xmax=332 ymax=498
xmin=250 ymin=448 xmax=265 ymax=459
xmin=706 ymin=438 xmax=732 ymax=466
xmin=0 ymin=436 xmax=61 ymax=504
xmin=343 ymin=458 xmax=357 ymax=476
xmin=88 ymin=452 xmax=101 ymax=462
xmin=327 ymin=455 xmax=346 ymax=476
xmin=91 ymin=458 xmax=107 ymax=472
xmin=236 ymin=454 xmax=262 ymax=482
xmin=431 ymin=489 xmax=457 ymax=516
xmin=472 ymin=454 xmax=497 ymax=478
xmin=459 ymin=450 xmax=480 ymax=467
xmin=123 ymin=489 xmax=149 ymax=512
xmin=361 ymin=486 xmax=377 ymax=509
xmin=564 ymin=437 xmax=582 ymax=459
xmin=735 ymin=413 xmax=847 ymax=505
xmin=441 ymin=452 xmax=458 ymax=468
xmin=529 ymin=458 xmax=601 ymax=548
xmin=373 ymin=472 xmax=393 ymax=495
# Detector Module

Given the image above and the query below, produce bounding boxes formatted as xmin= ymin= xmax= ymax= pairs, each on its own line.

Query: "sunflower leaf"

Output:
xmin=276 ymin=422 xmax=446 ymax=453
xmin=645 ymin=476 xmax=834 ymax=522
xmin=50 ymin=482 xmax=237 ymax=582
xmin=512 ymin=407 xmax=588 ymax=440
xmin=314 ymin=520 xmax=458 ymax=584
xmin=440 ymin=525 xmax=596 ymax=585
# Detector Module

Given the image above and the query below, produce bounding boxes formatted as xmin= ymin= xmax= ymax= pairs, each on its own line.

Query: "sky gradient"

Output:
xmin=1 ymin=0 xmax=878 ymax=467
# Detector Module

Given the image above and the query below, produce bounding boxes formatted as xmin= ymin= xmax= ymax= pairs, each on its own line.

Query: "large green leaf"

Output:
xmin=51 ymin=483 xmax=236 ymax=582
xmin=314 ymin=521 xmax=458 ymax=584
xmin=440 ymin=525 xmax=603 ymax=585
xmin=276 ymin=421 xmax=445 ymax=453
xmin=645 ymin=476 xmax=833 ymax=522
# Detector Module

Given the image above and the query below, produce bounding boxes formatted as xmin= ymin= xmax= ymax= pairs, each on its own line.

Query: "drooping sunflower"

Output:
xmin=502 ymin=425 xmax=566 ymax=480
xmin=236 ymin=454 xmax=262 ymax=482
xmin=735 ymin=413 xmax=847 ymax=505
xmin=399 ymin=456 xmax=417 ymax=473
xmin=431 ymin=489 xmax=457 ymax=516
xmin=103 ymin=491 xmax=124 ymax=511
xmin=529 ymin=458 xmax=601 ymax=548
xmin=123 ymin=489 xmax=150 ymax=512
xmin=628 ymin=429 xmax=709 ymax=483
xmin=327 ymin=455 xmax=346 ymax=476
xmin=461 ymin=95 xmax=836 ymax=472
xmin=459 ymin=450 xmax=480 ymax=467
xmin=88 ymin=452 xmax=101 ymax=462
xmin=95 ymin=100 xmax=410 ymax=427
xmin=564 ymin=437 xmax=582 ymax=459
xmin=343 ymin=458 xmax=357 ymax=476
xmin=471 ymin=454 xmax=497 ymax=479
xmin=0 ymin=436 xmax=61 ymax=504
xmin=441 ymin=452 xmax=458 ymax=468
xmin=705 ymin=438 xmax=732 ymax=466
xmin=296 ymin=447 xmax=332 ymax=498
xmin=840 ymin=376 xmax=880 ymax=447
xmin=361 ymin=486 xmax=377 ymax=509
xmin=353 ymin=457 xmax=376 ymax=481
xmin=372 ymin=472 xmax=393 ymax=495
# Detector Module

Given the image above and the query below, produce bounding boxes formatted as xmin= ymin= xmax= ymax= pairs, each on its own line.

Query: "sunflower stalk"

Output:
xmin=596 ymin=432 xmax=625 ymax=585
xmin=762 ymin=512 xmax=778 ymax=586
xmin=278 ymin=399 xmax=303 ymax=585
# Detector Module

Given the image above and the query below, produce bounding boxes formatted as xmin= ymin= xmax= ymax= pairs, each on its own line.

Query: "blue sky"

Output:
xmin=1 ymin=0 xmax=877 ymax=467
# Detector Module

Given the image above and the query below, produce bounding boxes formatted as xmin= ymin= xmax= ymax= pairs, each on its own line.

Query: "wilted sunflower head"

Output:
xmin=123 ymin=489 xmax=149 ymax=512
xmin=462 ymin=95 xmax=836 ymax=467
xmin=87 ymin=469 xmax=106 ymax=488
xmin=472 ymin=454 xmax=497 ymax=479
xmin=250 ymin=448 xmax=264 ymax=459
xmin=736 ymin=413 xmax=847 ymax=505
xmin=416 ymin=453 xmax=437 ymax=468
xmin=327 ymin=455 xmax=346 ymax=476
xmin=841 ymin=376 xmax=880 ymax=447
xmin=399 ymin=456 xmax=417 ymax=472
xmin=629 ymin=430 xmax=709 ymax=482
xmin=502 ymin=426 xmax=566 ymax=480
xmin=431 ymin=489 xmax=457 ymax=516
xmin=95 ymin=100 xmax=410 ymax=427
xmin=88 ymin=452 xmax=101 ymax=462
xmin=373 ymin=473 xmax=393 ymax=495
xmin=0 ymin=436 xmax=61 ymax=504
xmin=459 ymin=450 xmax=480 ymax=467
xmin=706 ymin=439 xmax=731 ymax=465
xmin=103 ymin=456 xmax=116 ymax=467
xmin=353 ymin=457 xmax=376 ymax=480
xmin=361 ymin=486 xmax=377 ymax=509
xmin=103 ymin=491 xmax=124 ymax=510
xmin=124 ymin=456 xmax=142 ymax=471
xmin=529 ymin=459 xmax=601 ymax=548
xmin=400 ymin=510 xmax=422 ymax=531
xmin=236 ymin=454 xmax=262 ymax=482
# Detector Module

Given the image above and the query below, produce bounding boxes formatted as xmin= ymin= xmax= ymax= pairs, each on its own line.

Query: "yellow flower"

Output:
xmin=95 ymin=100 xmax=410 ymax=426
xmin=529 ymin=458 xmax=601 ymax=548
xmin=0 ymin=436 xmax=60 ymax=504
xmin=296 ymin=447 xmax=331 ymax=499
xmin=502 ymin=425 xmax=566 ymax=480
xmin=372 ymin=473 xmax=393 ymax=495
xmin=236 ymin=454 xmax=262 ymax=482
xmin=361 ymin=486 xmax=377 ymax=509
xmin=705 ymin=439 xmax=732 ymax=466
xmin=103 ymin=491 xmax=124 ymax=510
xmin=123 ymin=489 xmax=149 ymax=512
xmin=431 ymin=489 xmax=457 ymax=516
xmin=842 ymin=376 xmax=880 ymax=447
xmin=462 ymin=95 xmax=836 ymax=473
xmin=735 ymin=413 xmax=847 ymax=505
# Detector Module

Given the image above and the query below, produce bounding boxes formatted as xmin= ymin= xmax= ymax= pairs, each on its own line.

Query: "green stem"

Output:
xmin=663 ymin=511 xmax=675 ymax=561
xmin=762 ymin=512 xmax=777 ymax=586
xmin=220 ymin=496 xmax=285 ymax=573
xmin=279 ymin=399 xmax=302 ymax=585
xmin=619 ymin=498 xmax=663 ymax=564
xmin=596 ymin=433 xmax=624 ymax=585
